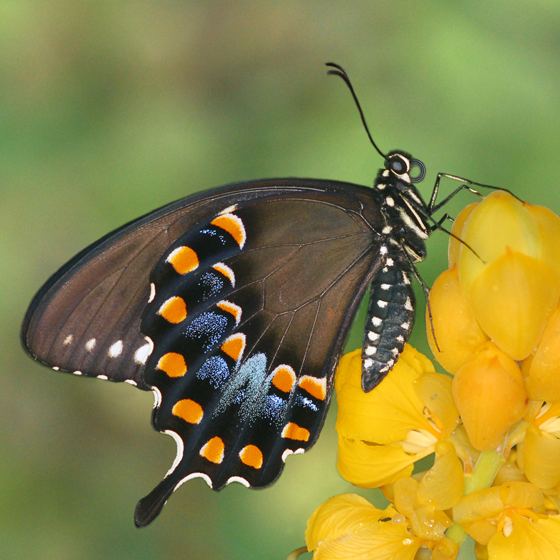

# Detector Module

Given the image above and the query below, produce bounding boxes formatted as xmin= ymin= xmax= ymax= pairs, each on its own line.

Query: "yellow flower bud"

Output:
xmin=448 ymin=202 xmax=477 ymax=268
xmin=523 ymin=307 xmax=560 ymax=401
xmin=452 ymin=344 xmax=527 ymax=450
xmin=426 ymin=267 xmax=488 ymax=373
xmin=455 ymin=192 xmax=542 ymax=292
xmin=449 ymin=191 xmax=560 ymax=361
xmin=469 ymin=250 xmax=558 ymax=360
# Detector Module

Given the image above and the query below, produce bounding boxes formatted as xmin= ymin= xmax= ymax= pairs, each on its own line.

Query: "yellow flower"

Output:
xmin=452 ymin=479 xmax=560 ymax=557
xmin=298 ymin=192 xmax=560 ymax=560
xmin=447 ymin=191 xmax=560 ymax=362
xmin=335 ymin=345 xmax=458 ymax=487
xmin=452 ymin=343 xmax=527 ymax=450
xmin=305 ymin=494 xmax=421 ymax=559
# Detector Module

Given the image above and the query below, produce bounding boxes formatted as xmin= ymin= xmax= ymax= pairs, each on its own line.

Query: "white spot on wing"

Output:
xmin=125 ymin=379 xmax=137 ymax=386
xmin=405 ymin=298 xmax=413 ymax=311
xmin=382 ymin=225 xmax=392 ymax=234
xmin=371 ymin=317 xmax=382 ymax=327
xmin=364 ymin=358 xmax=373 ymax=368
xmin=85 ymin=338 xmax=96 ymax=352
xmin=365 ymin=346 xmax=377 ymax=356
xmin=152 ymin=386 xmax=162 ymax=409
xmin=72 ymin=370 xmax=82 ymax=376
xmin=219 ymin=204 xmax=238 ymax=215
xmin=368 ymin=332 xmax=379 ymax=341
xmin=385 ymin=196 xmax=395 ymax=207
xmin=401 ymin=322 xmax=410 ymax=330
xmin=380 ymin=283 xmax=390 ymax=290
xmin=174 ymin=472 xmax=213 ymax=492
xmin=148 ymin=282 xmax=156 ymax=303
xmin=63 ymin=335 xmax=73 ymax=346
xmin=52 ymin=366 xmax=60 ymax=371
xmin=282 ymin=448 xmax=305 ymax=462
xmin=97 ymin=374 xmax=108 ymax=381
xmin=134 ymin=337 xmax=154 ymax=365
xmin=377 ymin=300 xmax=388 ymax=308
xmin=164 ymin=430 xmax=184 ymax=476
xmin=108 ymin=340 xmax=123 ymax=358
xmin=226 ymin=476 xmax=250 ymax=487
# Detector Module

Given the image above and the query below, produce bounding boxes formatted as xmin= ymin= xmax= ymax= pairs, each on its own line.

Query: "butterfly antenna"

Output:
xmin=325 ymin=62 xmax=386 ymax=159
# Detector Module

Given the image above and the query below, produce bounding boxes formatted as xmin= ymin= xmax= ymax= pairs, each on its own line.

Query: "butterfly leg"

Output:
xmin=428 ymin=172 xmax=523 ymax=214
xmin=361 ymin=257 xmax=415 ymax=392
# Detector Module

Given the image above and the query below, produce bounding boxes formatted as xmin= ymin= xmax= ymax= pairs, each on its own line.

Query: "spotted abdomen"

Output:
xmin=361 ymin=254 xmax=415 ymax=391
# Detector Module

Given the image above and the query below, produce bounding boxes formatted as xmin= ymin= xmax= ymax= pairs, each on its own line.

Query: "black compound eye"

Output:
xmin=390 ymin=156 xmax=407 ymax=174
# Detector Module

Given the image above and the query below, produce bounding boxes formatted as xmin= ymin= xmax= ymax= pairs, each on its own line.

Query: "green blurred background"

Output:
xmin=2 ymin=2 xmax=560 ymax=558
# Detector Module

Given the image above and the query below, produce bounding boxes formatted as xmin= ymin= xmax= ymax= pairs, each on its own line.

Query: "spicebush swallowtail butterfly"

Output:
xmin=21 ymin=63 xmax=493 ymax=526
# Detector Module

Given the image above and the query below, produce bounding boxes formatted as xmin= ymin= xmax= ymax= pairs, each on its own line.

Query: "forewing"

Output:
xmin=134 ymin=193 xmax=382 ymax=526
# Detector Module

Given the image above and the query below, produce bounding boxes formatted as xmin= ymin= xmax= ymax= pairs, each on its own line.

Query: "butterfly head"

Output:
xmin=384 ymin=150 xmax=426 ymax=184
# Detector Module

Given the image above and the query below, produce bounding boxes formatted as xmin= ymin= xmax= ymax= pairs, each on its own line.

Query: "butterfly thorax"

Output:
xmin=373 ymin=149 xmax=430 ymax=264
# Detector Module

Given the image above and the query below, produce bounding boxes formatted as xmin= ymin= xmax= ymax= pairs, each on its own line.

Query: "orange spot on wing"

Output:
xmin=167 ymin=246 xmax=199 ymax=275
xmin=200 ymin=436 xmax=225 ymax=464
xmin=298 ymin=375 xmax=327 ymax=401
xmin=281 ymin=422 xmax=310 ymax=442
xmin=157 ymin=296 xmax=187 ymax=324
xmin=221 ymin=333 xmax=246 ymax=362
xmin=211 ymin=214 xmax=246 ymax=248
xmin=271 ymin=365 xmax=296 ymax=393
xmin=239 ymin=444 xmax=263 ymax=469
xmin=172 ymin=399 xmax=203 ymax=424
xmin=217 ymin=300 xmax=242 ymax=324
xmin=156 ymin=352 xmax=187 ymax=377
xmin=213 ymin=262 xmax=235 ymax=286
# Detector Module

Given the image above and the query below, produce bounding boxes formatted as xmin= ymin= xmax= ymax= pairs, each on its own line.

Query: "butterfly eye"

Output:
xmin=390 ymin=156 xmax=408 ymax=174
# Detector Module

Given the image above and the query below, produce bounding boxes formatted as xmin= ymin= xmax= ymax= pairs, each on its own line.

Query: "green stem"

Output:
xmin=447 ymin=450 xmax=505 ymax=559
xmin=465 ymin=450 xmax=505 ymax=494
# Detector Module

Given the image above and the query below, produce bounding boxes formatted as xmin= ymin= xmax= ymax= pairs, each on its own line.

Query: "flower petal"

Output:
xmin=469 ymin=251 xmax=559 ymax=360
xmin=335 ymin=346 xmax=434 ymax=443
xmin=305 ymin=493 xmax=386 ymax=551
xmin=519 ymin=424 xmax=560 ymax=490
xmin=452 ymin=343 xmax=527 ymax=450
xmin=523 ymin=307 xmax=560 ymax=401
xmin=414 ymin=372 xmax=459 ymax=435
xmin=418 ymin=442 xmax=464 ymax=510
xmin=314 ymin=523 xmax=419 ymax=560
xmin=305 ymin=494 xmax=420 ymax=560
xmin=526 ymin=204 xmax=560 ymax=283
xmin=427 ymin=267 xmax=488 ymax=373
xmin=453 ymin=482 xmax=544 ymax=545
xmin=487 ymin=514 xmax=560 ymax=560
xmin=456 ymin=192 xmax=541 ymax=294
xmin=337 ymin=436 xmax=417 ymax=487
xmin=448 ymin=202 xmax=478 ymax=268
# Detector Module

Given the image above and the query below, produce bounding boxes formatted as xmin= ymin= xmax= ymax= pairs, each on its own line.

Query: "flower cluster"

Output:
xmin=300 ymin=192 xmax=560 ymax=559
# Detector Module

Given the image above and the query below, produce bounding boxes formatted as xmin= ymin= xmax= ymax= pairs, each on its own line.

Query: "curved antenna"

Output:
xmin=325 ymin=62 xmax=386 ymax=159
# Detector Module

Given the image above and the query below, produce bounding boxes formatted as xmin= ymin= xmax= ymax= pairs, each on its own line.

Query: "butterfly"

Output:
xmin=21 ymin=63 xmax=489 ymax=527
